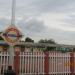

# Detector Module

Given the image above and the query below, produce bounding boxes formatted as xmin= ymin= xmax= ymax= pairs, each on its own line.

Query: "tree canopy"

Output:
xmin=38 ymin=39 xmax=56 ymax=44
xmin=25 ymin=37 xmax=34 ymax=42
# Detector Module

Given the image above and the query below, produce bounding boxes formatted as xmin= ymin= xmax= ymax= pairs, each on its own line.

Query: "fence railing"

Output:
xmin=49 ymin=52 xmax=71 ymax=74
xmin=0 ymin=51 xmax=75 ymax=75
xmin=19 ymin=52 xmax=45 ymax=75
xmin=0 ymin=52 xmax=9 ymax=74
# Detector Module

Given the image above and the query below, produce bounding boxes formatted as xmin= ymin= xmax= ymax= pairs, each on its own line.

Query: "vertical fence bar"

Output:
xmin=1 ymin=52 xmax=3 ymax=74
xmin=32 ymin=52 xmax=34 ymax=74
xmin=23 ymin=52 xmax=24 ymax=74
xmin=3 ymin=52 xmax=5 ymax=73
xmin=14 ymin=51 xmax=20 ymax=75
xmin=21 ymin=52 xmax=22 ymax=74
xmin=62 ymin=53 xmax=65 ymax=73
xmin=44 ymin=52 xmax=49 ymax=75
xmin=74 ymin=52 xmax=75 ymax=74
xmin=51 ymin=52 xmax=53 ymax=75
xmin=70 ymin=52 xmax=74 ymax=75
xmin=56 ymin=52 xmax=57 ymax=75
xmin=43 ymin=52 xmax=45 ymax=75
xmin=37 ymin=52 xmax=38 ymax=74
xmin=24 ymin=52 xmax=26 ymax=74
xmin=69 ymin=53 xmax=70 ymax=75
xmin=19 ymin=52 xmax=21 ymax=75
xmin=64 ymin=54 xmax=65 ymax=75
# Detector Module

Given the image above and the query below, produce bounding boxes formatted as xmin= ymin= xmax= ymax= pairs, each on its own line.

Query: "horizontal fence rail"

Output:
xmin=0 ymin=51 xmax=75 ymax=75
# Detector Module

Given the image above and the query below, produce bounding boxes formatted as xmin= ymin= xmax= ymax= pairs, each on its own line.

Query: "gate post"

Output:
xmin=44 ymin=52 xmax=49 ymax=75
xmin=70 ymin=52 xmax=74 ymax=75
xmin=14 ymin=51 xmax=20 ymax=75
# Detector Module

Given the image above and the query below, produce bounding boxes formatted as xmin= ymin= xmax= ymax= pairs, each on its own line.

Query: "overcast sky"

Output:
xmin=0 ymin=0 xmax=75 ymax=45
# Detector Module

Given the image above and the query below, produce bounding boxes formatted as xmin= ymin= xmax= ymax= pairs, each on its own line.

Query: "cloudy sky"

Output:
xmin=0 ymin=0 xmax=75 ymax=45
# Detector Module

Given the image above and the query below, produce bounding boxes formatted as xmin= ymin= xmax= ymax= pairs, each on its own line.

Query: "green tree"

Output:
xmin=25 ymin=37 xmax=34 ymax=42
xmin=38 ymin=39 xmax=45 ymax=43
xmin=38 ymin=39 xmax=56 ymax=44
xmin=38 ymin=39 xmax=56 ymax=51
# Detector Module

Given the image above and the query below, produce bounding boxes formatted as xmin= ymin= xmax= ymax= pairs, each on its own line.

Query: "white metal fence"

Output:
xmin=0 ymin=51 xmax=74 ymax=75
xmin=19 ymin=52 xmax=45 ymax=75
xmin=49 ymin=52 xmax=71 ymax=75
xmin=0 ymin=52 xmax=9 ymax=74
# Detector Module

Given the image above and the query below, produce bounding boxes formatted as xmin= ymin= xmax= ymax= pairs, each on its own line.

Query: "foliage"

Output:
xmin=25 ymin=37 xmax=34 ymax=42
xmin=38 ymin=39 xmax=56 ymax=44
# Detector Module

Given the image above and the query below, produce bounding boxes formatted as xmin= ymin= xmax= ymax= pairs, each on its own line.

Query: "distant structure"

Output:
xmin=0 ymin=40 xmax=75 ymax=52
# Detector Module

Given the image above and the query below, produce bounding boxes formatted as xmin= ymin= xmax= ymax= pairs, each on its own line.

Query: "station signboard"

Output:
xmin=1 ymin=25 xmax=22 ymax=46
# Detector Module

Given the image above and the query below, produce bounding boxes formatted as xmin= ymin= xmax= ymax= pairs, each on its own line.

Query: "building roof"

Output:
xmin=0 ymin=40 xmax=75 ymax=48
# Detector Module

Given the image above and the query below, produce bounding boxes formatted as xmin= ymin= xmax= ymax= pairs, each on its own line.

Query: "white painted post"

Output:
xmin=8 ymin=46 xmax=14 ymax=69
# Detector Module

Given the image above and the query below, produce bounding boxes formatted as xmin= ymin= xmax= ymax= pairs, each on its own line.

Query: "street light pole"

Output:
xmin=8 ymin=0 xmax=16 ymax=69
xmin=11 ymin=0 xmax=16 ymax=26
xmin=2 ymin=0 xmax=22 ymax=75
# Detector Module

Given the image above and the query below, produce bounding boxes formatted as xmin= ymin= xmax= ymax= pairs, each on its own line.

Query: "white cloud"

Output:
xmin=1 ymin=0 xmax=75 ymax=45
xmin=38 ymin=13 xmax=75 ymax=31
